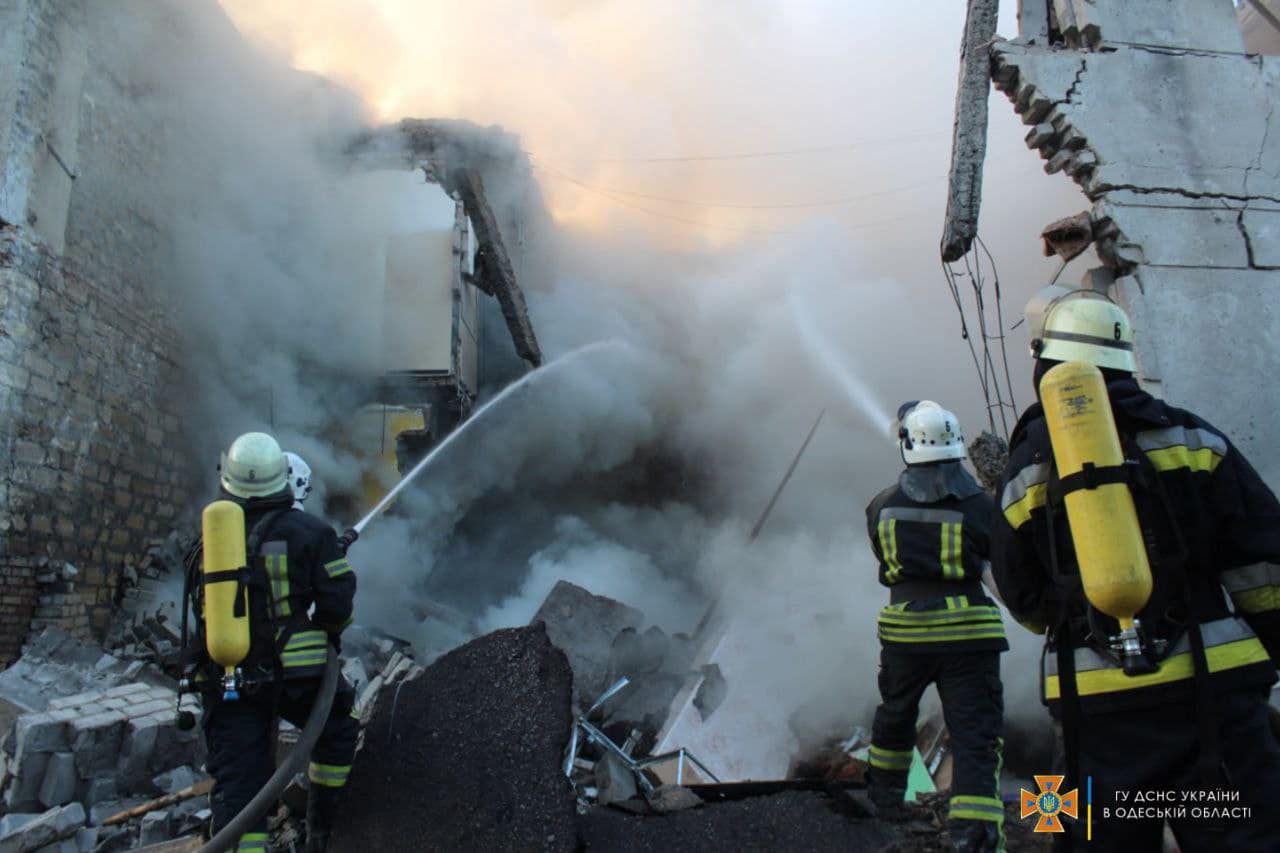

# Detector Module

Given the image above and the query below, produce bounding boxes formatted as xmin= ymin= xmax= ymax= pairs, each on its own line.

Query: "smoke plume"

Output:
xmin=119 ymin=0 xmax=1083 ymax=776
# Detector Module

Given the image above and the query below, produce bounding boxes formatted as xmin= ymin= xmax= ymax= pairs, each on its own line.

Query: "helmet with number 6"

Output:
xmin=219 ymin=432 xmax=289 ymax=499
xmin=897 ymin=401 xmax=966 ymax=466
xmin=1024 ymin=285 xmax=1136 ymax=373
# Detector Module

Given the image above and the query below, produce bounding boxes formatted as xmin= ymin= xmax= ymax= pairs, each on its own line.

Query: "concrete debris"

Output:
xmin=0 ymin=680 xmax=204 ymax=853
xmin=1040 ymin=212 xmax=1095 ymax=262
xmin=0 ymin=630 xmax=172 ymax=716
xmin=0 ymin=802 xmax=85 ymax=853
xmin=691 ymin=663 xmax=727 ymax=722
xmin=594 ymin=753 xmax=638 ymax=806
xmin=533 ymin=580 xmax=645 ymax=705
xmin=966 ymin=432 xmax=1008 ymax=495
xmin=138 ymin=810 xmax=170 ymax=847
xmin=643 ymin=784 xmax=702 ymax=814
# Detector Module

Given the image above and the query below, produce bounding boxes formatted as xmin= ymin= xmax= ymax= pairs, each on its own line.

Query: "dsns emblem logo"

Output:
xmin=1021 ymin=775 xmax=1079 ymax=833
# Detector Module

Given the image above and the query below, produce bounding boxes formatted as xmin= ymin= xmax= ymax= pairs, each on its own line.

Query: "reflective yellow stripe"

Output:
xmin=949 ymin=794 xmax=1005 ymax=823
xmin=1003 ymin=483 xmax=1047 ymax=530
xmin=939 ymin=522 xmax=965 ymax=579
xmin=869 ymin=745 xmax=913 ymax=771
xmin=264 ymin=549 xmax=291 ymax=619
xmin=878 ymin=605 xmax=1002 ymax=626
xmin=281 ymin=652 xmax=328 ymax=668
xmin=324 ymin=557 xmax=353 ymax=578
xmin=309 ymin=761 xmax=352 ymax=788
xmin=235 ymin=833 xmax=268 ymax=852
xmin=879 ymin=626 xmax=1008 ymax=644
xmin=879 ymin=518 xmax=903 ymax=583
xmin=1144 ymin=445 xmax=1222 ymax=474
xmin=1221 ymin=563 xmax=1280 ymax=614
xmin=940 ymin=522 xmax=953 ymax=579
xmin=1045 ymin=637 xmax=1271 ymax=700
xmin=1231 ymin=586 xmax=1280 ymax=614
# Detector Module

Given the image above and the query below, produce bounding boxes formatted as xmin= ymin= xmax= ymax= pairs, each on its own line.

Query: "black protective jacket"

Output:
xmin=991 ymin=378 xmax=1280 ymax=713
xmin=865 ymin=462 xmax=1008 ymax=654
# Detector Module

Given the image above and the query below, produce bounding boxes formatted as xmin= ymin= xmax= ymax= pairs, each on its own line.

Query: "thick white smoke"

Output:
xmin=117 ymin=0 xmax=1084 ymax=774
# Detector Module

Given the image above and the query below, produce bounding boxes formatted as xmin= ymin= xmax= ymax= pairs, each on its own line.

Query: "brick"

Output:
xmin=69 ymin=711 xmax=127 ymax=776
xmin=15 ymin=713 xmax=71 ymax=754
xmin=37 ymin=752 xmax=76 ymax=808
xmin=128 ymin=699 xmax=171 ymax=718
xmin=5 ymin=751 xmax=50 ymax=812
xmin=103 ymin=683 xmax=148 ymax=699
xmin=14 ymin=440 xmax=46 ymax=466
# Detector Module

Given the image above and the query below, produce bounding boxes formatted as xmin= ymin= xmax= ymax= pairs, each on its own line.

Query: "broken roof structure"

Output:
xmin=346 ymin=118 xmax=543 ymax=369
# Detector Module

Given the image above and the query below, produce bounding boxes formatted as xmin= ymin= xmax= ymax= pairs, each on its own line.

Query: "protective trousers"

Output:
xmin=868 ymin=649 xmax=1005 ymax=850
xmin=1055 ymin=686 xmax=1280 ymax=852
xmin=204 ymin=676 xmax=359 ymax=851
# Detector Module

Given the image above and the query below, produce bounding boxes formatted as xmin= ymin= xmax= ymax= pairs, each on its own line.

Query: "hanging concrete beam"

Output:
xmin=940 ymin=0 xmax=1000 ymax=263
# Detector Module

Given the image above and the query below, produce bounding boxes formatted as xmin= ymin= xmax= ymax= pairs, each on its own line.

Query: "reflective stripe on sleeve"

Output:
xmin=324 ymin=557 xmax=353 ymax=578
xmin=1000 ymin=463 xmax=1050 ymax=529
xmin=1136 ymin=426 xmax=1226 ymax=474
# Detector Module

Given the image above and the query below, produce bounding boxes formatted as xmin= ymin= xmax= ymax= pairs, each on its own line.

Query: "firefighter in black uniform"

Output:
xmin=192 ymin=432 xmax=359 ymax=853
xmin=991 ymin=286 xmax=1280 ymax=851
xmin=866 ymin=401 xmax=1008 ymax=853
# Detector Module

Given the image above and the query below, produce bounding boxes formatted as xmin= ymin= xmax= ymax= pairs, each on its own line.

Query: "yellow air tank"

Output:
xmin=202 ymin=500 xmax=250 ymax=695
xmin=1039 ymin=362 xmax=1153 ymax=631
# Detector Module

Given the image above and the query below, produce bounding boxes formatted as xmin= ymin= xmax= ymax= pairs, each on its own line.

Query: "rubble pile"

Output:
xmin=0 ymin=683 xmax=207 ymax=851
xmin=534 ymin=582 xmax=705 ymax=754
xmin=0 ymin=630 xmax=173 ymax=720
xmin=579 ymin=789 xmax=901 ymax=852
xmin=332 ymin=624 xmax=578 ymax=852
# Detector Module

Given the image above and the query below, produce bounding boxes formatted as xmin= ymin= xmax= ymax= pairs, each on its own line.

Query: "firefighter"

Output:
xmin=195 ymin=432 xmax=358 ymax=853
xmin=865 ymin=401 xmax=1008 ymax=853
xmin=990 ymin=286 xmax=1280 ymax=851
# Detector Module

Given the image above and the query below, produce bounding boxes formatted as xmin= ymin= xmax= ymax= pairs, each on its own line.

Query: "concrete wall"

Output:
xmin=997 ymin=0 xmax=1280 ymax=488
xmin=0 ymin=0 xmax=199 ymax=664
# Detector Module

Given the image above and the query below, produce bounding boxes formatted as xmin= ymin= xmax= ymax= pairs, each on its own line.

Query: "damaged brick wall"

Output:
xmin=990 ymin=0 xmax=1280 ymax=486
xmin=0 ymin=0 xmax=199 ymax=664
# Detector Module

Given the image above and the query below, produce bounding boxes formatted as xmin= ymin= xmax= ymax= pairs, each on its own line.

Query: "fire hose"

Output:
xmin=199 ymin=647 xmax=340 ymax=853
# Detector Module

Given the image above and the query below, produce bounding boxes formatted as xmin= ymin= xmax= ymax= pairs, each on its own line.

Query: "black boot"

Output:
xmin=306 ymin=784 xmax=342 ymax=853
xmin=948 ymin=818 xmax=1000 ymax=853
xmin=866 ymin=767 xmax=909 ymax=816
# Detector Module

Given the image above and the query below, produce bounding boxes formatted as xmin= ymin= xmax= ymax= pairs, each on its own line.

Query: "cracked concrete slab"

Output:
xmin=1117 ymin=269 xmax=1280 ymax=485
xmin=1241 ymin=208 xmax=1280 ymax=267
xmin=1098 ymin=204 xmax=1249 ymax=268
xmin=996 ymin=45 xmax=1280 ymax=201
xmin=1084 ymin=0 xmax=1245 ymax=53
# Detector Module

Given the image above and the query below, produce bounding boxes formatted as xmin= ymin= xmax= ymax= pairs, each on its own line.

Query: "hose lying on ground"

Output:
xmin=200 ymin=648 xmax=340 ymax=853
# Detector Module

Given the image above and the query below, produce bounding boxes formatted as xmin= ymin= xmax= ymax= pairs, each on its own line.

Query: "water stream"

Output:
xmin=352 ymin=339 xmax=626 ymax=535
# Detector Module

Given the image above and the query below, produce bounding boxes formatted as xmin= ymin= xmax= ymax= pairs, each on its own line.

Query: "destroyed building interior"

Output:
xmin=1 ymin=0 xmax=1278 ymax=851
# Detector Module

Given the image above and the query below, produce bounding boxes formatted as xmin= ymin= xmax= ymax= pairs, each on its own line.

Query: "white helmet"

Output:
xmin=898 ymin=401 xmax=966 ymax=465
xmin=1024 ymin=284 xmax=1136 ymax=372
xmin=219 ymin=432 xmax=288 ymax=499
xmin=284 ymin=452 xmax=312 ymax=506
